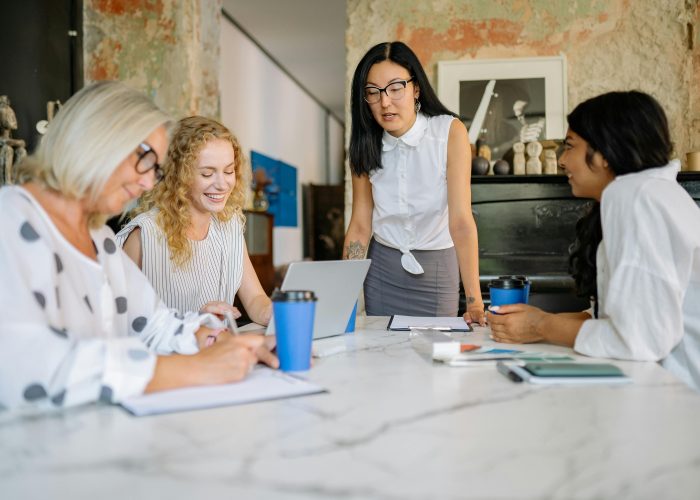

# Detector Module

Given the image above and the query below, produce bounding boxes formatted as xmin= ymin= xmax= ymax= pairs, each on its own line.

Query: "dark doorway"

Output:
xmin=0 ymin=0 xmax=83 ymax=153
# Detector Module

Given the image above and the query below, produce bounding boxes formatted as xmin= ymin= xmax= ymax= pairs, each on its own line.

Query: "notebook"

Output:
xmin=121 ymin=367 xmax=326 ymax=416
xmin=267 ymin=259 xmax=371 ymax=339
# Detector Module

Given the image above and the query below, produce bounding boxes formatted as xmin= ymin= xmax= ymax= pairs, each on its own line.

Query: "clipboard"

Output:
xmin=387 ymin=315 xmax=473 ymax=332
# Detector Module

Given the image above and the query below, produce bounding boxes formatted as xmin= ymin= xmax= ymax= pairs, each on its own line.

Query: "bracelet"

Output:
xmin=204 ymin=328 xmax=224 ymax=347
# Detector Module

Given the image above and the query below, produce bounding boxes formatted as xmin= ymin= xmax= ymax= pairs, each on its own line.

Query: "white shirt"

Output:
xmin=574 ymin=161 xmax=700 ymax=391
xmin=370 ymin=113 xmax=455 ymax=274
xmin=116 ymin=210 xmax=244 ymax=313
xmin=0 ymin=186 xmax=221 ymax=410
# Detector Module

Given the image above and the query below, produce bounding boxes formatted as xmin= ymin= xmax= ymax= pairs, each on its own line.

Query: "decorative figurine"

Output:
xmin=0 ymin=95 xmax=27 ymax=185
xmin=493 ymin=159 xmax=510 ymax=175
xmin=512 ymin=141 xmax=526 ymax=175
xmin=36 ymin=99 xmax=62 ymax=136
xmin=543 ymin=148 xmax=558 ymax=175
xmin=525 ymin=141 xmax=543 ymax=175
xmin=471 ymin=156 xmax=490 ymax=176
xmin=251 ymin=168 xmax=272 ymax=211
xmin=477 ymin=144 xmax=492 ymax=163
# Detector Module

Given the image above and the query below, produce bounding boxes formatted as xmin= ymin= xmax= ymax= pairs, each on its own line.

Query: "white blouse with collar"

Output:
xmin=369 ymin=112 xmax=456 ymax=274
xmin=574 ymin=161 xmax=700 ymax=391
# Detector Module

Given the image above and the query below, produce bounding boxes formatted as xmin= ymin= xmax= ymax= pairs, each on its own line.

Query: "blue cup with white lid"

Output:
xmin=271 ymin=289 xmax=317 ymax=372
xmin=489 ymin=277 xmax=526 ymax=308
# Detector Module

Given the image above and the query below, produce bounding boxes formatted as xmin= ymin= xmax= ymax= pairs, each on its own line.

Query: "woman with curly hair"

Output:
xmin=117 ymin=116 xmax=272 ymax=326
xmin=487 ymin=91 xmax=700 ymax=391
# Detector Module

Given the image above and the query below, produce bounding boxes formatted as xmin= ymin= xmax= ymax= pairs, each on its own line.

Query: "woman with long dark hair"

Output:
xmin=488 ymin=91 xmax=700 ymax=391
xmin=343 ymin=41 xmax=484 ymax=324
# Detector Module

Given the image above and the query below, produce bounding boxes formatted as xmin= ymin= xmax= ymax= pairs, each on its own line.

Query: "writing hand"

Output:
xmin=200 ymin=301 xmax=241 ymax=321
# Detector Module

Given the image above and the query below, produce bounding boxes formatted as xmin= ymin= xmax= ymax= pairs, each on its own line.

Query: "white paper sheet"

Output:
xmin=388 ymin=315 xmax=472 ymax=331
xmin=121 ymin=367 xmax=326 ymax=416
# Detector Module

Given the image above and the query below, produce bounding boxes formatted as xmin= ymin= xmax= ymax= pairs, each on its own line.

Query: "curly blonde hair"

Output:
xmin=134 ymin=116 xmax=250 ymax=266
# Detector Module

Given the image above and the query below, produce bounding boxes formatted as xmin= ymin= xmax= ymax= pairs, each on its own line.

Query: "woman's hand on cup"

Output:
xmin=487 ymin=303 xmax=547 ymax=343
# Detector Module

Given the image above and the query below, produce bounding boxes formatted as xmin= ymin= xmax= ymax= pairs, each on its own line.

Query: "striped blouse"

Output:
xmin=116 ymin=210 xmax=245 ymax=312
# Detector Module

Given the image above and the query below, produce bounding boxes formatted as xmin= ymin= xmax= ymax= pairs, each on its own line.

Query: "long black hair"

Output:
xmin=567 ymin=91 xmax=673 ymax=313
xmin=349 ymin=41 xmax=456 ymax=176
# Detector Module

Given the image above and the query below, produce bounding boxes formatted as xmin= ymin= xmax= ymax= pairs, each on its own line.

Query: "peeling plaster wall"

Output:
xmin=83 ymin=0 xmax=221 ymax=119
xmin=346 ymin=0 xmax=699 ymax=165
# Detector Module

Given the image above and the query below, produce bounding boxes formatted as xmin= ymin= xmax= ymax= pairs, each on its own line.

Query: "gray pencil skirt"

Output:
xmin=364 ymin=238 xmax=460 ymax=316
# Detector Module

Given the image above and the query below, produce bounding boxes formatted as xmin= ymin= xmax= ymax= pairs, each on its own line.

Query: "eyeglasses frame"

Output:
xmin=134 ymin=142 xmax=163 ymax=182
xmin=363 ymin=77 xmax=415 ymax=104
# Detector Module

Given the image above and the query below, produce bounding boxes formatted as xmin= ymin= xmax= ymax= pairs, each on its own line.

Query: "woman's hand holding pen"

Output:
xmin=200 ymin=301 xmax=241 ymax=322
xmin=196 ymin=325 xmax=278 ymax=367
xmin=193 ymin=334 xmax=262 ymax=384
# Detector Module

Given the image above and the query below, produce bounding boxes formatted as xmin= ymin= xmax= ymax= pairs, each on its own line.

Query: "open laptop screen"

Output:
xmin=266 ymin=259 xmax=371 ymax=339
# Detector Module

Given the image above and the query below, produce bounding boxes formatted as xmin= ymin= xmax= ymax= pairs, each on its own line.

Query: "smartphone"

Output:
xmin=523 ymin=362 xmax=625 ymax=378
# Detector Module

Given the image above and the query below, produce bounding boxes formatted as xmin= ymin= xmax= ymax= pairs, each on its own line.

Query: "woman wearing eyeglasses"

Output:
xmin=117 ymin=116 xmax=272 ymax=327
xmin=344 ymin=41 xmax=484 ymax=324
xmin=0 ymin=82 xmax=276 ymax=411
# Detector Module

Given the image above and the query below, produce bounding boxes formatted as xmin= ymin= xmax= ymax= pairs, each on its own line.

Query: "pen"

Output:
xmin=408 ymin=326 xmax=451 ymax=331
xmin=496 ymin=361 xmax=523 ymax=383
xmin=224 ymin=311 xmax=239 ymax=335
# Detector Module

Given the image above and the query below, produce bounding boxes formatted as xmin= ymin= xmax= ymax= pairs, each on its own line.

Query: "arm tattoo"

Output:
xmin=466 ymin=295 xmax=476 ymax=305
xmin=346 ymin=240 xmax=367 ymax=260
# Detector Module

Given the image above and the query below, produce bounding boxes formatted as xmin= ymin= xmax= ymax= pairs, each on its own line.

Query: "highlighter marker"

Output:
xmin=497 ymin=361 xmax=523 ymax=383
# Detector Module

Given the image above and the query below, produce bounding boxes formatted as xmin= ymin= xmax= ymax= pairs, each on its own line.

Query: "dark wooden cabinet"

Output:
xmin=460 ymin=173 xmax=700 ymax=315
xmin=243 ymin=210 xmax=274 ymax=295
xmin=302 ymin=184 xmax=344 ymax=260
xmin=1 ymin=0 xmax=83 ymax=153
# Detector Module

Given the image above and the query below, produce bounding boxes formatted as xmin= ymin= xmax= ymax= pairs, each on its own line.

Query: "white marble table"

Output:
xmin=2 ymin=316 xmax=700 ymax=499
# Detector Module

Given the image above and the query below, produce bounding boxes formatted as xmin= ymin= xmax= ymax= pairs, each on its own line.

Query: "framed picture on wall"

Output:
xmin=437 ymin=56 xmax=567 ymax=161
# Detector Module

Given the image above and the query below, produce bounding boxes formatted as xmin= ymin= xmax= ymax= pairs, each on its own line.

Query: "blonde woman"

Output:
xmin=117 ymin=116 xmax=272 ymax=326
xmin=0 ymin=82 xmax=276 ymax=411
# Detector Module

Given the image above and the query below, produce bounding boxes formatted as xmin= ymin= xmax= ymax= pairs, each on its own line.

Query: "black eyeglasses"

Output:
xmin=134 ymin=143 xmax=163 ymax=182
xmin=363 ymin=77 xmax=414 ymax=104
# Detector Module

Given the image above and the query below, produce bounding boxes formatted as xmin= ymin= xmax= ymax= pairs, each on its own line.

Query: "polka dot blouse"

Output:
xmin=0 ymin=186 xmax=220 ymax=410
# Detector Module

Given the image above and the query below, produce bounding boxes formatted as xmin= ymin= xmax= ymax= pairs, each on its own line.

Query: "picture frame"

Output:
xmin=437 ymin=55 xmax=567 ymax=161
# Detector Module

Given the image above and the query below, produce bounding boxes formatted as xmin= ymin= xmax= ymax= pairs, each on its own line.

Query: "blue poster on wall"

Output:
xmin=250 ymin=150 xmax=298 ymax=227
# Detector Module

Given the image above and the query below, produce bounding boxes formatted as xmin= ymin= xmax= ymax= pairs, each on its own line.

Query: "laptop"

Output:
xmin=266 ymin=259 xmax=371 ymax=339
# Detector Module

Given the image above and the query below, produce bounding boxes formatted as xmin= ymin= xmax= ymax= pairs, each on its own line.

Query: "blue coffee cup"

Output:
xmin=499 ymin=275 xmax=530 ymax=304
xmin=345 ymin=301 xmax=358 ymax=334
xmin=271 ymin=289 xmax=317 ymax=372
xmin=489 ymin=278 xmax=526 ymax=308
